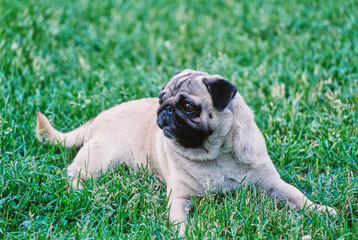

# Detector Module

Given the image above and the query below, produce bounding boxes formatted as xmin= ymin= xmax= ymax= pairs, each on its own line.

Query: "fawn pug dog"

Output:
xmin=36 ymin=69 xmax=336 ymax=236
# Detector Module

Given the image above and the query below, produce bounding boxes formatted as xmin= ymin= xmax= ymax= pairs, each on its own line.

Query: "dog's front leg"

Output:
xmin=260 ymin=175 xmax=336 ymax=215
xmin=167 ymin=194 xmax=192 ymax=237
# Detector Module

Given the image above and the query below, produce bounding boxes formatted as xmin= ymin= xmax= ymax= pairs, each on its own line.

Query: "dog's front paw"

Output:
xmin=311 ymin=204 xmax=337 ymax=216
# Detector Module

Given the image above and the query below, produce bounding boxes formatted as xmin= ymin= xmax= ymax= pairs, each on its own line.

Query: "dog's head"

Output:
xmin=157 ymin=69 xmax=237 ymax=149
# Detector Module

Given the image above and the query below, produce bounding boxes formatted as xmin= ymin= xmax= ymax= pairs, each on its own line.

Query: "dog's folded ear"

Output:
xmin=203 ymin=77 xmax=237 ymax=111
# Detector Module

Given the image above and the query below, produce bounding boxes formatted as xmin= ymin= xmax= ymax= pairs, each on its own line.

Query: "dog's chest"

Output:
xmin=183 ymin=153 xmax=254 ymax=193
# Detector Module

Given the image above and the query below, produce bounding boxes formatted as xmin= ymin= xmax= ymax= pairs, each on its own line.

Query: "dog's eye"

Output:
xmin=183 ymin=103 xmax=195 ymax=113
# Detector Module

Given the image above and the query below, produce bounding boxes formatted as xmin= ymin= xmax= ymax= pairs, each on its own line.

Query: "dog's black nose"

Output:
xmin=164 ymin=106 xmax=174 ymax=114
xmin=157 ymin=105 xmax=175 ymax=130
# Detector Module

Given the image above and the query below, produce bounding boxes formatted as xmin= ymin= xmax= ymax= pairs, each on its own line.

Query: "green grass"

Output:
xmin=1 ymin=0 xmax=357 ymax=238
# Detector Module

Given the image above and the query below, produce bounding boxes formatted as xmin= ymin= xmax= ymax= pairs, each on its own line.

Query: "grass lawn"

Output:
xmin=1 ymin=0 xmax=357 ymax=238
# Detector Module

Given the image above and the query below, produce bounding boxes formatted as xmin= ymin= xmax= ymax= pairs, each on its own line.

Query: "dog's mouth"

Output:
xmin=163 ymin=126 xmax=175 ymax=139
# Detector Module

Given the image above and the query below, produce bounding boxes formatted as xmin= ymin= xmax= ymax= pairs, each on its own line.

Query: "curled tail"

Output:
xmin=36 ymin=111 xmax=91 ymax=148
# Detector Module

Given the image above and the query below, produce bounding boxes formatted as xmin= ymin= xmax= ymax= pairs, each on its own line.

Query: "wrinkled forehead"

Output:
xmin=161 ymin=69 xmax=209 ymax=97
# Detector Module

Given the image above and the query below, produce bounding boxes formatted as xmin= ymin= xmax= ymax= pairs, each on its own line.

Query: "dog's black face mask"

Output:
xmin=157 ymin=93 xmax=211 ymax=148
xmin=157 ymin=70 xmax=237 ymax=149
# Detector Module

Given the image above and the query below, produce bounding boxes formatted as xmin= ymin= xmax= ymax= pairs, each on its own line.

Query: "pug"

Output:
xmin=36 ymin=69 xmax=336 ymax=236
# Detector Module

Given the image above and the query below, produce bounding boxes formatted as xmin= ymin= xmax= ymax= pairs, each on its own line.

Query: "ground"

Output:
xmin=0 ymin=0 xmax=357 ymax=238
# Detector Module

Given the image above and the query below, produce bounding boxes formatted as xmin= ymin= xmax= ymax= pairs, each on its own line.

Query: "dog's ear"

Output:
xmin=203 ymin=77 xmax=237 ymax=111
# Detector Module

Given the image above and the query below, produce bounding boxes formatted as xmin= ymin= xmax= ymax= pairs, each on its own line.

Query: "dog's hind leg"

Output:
xmin=66 ymin=136 xmax=116 ymax=189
